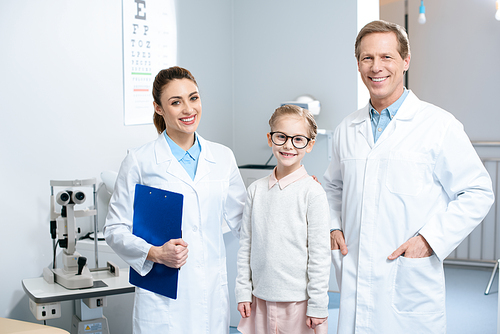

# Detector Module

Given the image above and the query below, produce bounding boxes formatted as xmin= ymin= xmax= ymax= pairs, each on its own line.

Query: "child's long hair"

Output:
xmin=269 ymin=105 xmax=318 ymax=140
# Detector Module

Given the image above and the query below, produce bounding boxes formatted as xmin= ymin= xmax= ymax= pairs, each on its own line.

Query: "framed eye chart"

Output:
xmin=122 ymin=0 xmax=177 ymax=125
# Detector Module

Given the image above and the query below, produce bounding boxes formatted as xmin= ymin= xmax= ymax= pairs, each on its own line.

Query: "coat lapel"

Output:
xmin=374 ymin=90 xmax=420 ymax=146
xmin=353 ymin=91 xmax=421 ymax=149
xmin=351 ymin=105 xmax=374 ymax=149
xmin=153 ymin=133 xmax=216 ymax=187
xmin=154 ymin=134 xmax=194 ymax=186
xmin=194 ymin=135 xmax=215 ymax=184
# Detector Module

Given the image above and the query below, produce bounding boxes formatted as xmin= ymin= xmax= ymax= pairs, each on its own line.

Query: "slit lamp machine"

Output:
xmin=43 ymin=179 xmax=98 ymax=289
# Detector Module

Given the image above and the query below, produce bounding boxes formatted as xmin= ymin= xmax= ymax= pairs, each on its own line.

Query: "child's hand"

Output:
xmin=237 ymin=302 xmax=252 ymax=318
xmin=306 ymin=316 xmax=327 ymax=329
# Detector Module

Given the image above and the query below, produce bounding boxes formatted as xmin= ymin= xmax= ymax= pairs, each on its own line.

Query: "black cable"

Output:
xmin=52 ymin=240 xmax=59 ymax=269
xmin=265 ymin=153 xmax=274 ymax=166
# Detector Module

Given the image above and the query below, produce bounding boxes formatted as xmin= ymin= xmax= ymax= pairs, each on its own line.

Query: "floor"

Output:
xmin=230 ymin=265 xmax=498 ymax=333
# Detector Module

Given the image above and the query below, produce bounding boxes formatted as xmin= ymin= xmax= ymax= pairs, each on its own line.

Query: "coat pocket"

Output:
xmin=386 ymin=150 xmax=429 ymax=196
xmin=134 ymin=287 xmax=170 ymax=327
xmin=391 ymin=255 xmax=445 ymax=314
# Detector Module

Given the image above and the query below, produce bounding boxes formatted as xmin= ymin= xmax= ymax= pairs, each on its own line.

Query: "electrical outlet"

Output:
xmin=29 ymin=299 xmax=61 ymax=320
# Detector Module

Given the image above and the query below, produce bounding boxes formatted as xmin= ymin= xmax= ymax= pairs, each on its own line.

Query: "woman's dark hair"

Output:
xmin=152 ymin=66 xmax=198 ymax=134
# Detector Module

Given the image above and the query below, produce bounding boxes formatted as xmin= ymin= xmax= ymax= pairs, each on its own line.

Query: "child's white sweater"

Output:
xmin=235 ymin=168 xmax=331 ymax=318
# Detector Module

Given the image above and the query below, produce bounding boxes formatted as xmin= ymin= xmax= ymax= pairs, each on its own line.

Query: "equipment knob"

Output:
xmin=77 ymin=256 xmax=87 ymax=275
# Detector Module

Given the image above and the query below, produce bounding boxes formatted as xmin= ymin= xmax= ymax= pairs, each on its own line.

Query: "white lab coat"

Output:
xmin=324 ymin=91 xmax=494 ymax=334
xmin=104 ymin=133 xmax=246 ymax=334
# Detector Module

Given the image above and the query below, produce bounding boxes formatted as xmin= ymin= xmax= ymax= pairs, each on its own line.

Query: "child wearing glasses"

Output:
xmin=235 ymin=105 xmax=330 ymax=334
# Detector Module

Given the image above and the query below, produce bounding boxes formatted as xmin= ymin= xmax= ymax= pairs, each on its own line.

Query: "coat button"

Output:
xmin=192 ymin=225 xmax=198 ymax=232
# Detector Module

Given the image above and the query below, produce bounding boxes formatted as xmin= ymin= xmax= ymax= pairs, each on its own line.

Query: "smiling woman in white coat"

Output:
xmin=104 ymin=66 xmax=247 ymax=333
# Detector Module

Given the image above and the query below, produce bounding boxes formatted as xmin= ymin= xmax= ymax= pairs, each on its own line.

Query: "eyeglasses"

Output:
xmin=269 ymin=132 xmax=311 ymax=149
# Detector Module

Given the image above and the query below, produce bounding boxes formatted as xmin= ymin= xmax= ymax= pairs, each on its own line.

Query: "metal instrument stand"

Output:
xmin=485 ymin=259 xmax=499 ymax=295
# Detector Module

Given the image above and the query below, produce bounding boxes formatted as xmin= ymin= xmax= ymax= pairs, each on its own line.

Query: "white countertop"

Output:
xmin=22 ymin=268 xmax=135 ymax=304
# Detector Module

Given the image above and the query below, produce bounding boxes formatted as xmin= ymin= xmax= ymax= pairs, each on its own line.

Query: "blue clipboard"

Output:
xmin=129 ymin=184 xmax=183 ymax=299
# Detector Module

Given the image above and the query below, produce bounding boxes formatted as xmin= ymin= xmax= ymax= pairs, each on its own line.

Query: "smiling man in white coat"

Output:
xmin=324 ymin=20 xmax=494 ymax=334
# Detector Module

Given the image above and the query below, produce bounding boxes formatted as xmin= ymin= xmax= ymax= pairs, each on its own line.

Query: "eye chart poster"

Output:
xmin=123 ymin=0 xmax=177 ymax=125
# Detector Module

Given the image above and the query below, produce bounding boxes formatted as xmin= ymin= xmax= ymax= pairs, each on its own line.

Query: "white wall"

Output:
xmin=381 ymin=0 xmax=500 ymax=141
xmin=1 ymin=2 xmax=153 ymax=331
xmin=232 ymin=0 xmax=359 ymax=184
xmin=177 ymin=0 xmax=234 ymax=145
xmin=0 ymin=0 xmax=232 ymax=331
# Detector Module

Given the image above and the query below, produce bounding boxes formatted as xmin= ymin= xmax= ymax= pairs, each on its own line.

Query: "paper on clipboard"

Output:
xmin=130 ymin=184 xmax=183 ymax=299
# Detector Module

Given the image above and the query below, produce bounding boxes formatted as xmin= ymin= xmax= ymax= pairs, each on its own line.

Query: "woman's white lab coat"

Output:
xmin=104 ymin=133 xmax=246 ymax=334
xmin=324 ymin=91 xmax=494 ymax=334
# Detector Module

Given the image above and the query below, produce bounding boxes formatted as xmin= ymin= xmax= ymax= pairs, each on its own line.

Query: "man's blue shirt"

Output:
xmin=370 ymin=88 xmax=409 ymax=143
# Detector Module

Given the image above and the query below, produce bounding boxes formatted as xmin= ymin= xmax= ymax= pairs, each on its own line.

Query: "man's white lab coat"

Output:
xmin=324 ymin=91 xmax=494 ymax=333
